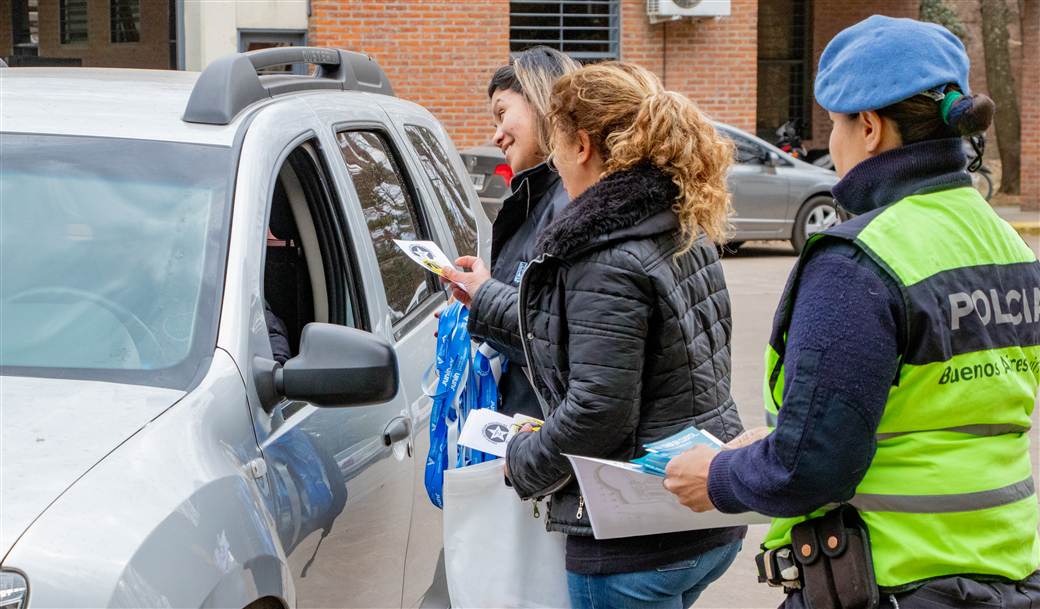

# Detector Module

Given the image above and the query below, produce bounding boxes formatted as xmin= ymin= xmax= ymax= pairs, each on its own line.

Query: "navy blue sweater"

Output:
xmin=707 ymin=139 xmax=972 ymax=516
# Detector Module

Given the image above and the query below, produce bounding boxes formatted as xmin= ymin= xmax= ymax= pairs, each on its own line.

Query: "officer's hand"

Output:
xmin=723 ymin=426 xmax=771 ymax=450
xmin=441 ymin=256 xmax=491 ymax=307
xmin=663 ymin=446 xmax=719 ymax=512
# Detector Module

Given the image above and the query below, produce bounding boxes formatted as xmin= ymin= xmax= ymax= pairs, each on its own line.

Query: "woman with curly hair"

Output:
xmin=444 ymin=61 xmax=746 ymax=608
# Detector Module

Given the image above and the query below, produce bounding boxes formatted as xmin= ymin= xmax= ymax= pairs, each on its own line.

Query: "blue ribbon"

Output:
xmin=424 ymin=301 xmax=506 ymax=508
xmin=425 ymin=301 xmax=472 ymax=509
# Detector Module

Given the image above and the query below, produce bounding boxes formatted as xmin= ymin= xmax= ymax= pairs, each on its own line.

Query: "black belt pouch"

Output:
xmin=790 ymin=505 xmax=879 ymax=609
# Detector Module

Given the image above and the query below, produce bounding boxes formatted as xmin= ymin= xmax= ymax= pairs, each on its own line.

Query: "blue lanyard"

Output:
xmin=424 ymin=301 xmax=506 ymax=508
xmin=456 ymin=346 xmax=501 ymax=468
xmin=425 ymin=301 xmax=472 ymax=509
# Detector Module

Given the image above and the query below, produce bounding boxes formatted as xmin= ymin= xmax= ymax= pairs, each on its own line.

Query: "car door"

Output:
xmin=390 ymin=118 xmax=484 ymax=606
xmin=236 ymin=109 xmax=416 ymax=608
xmin=317 ymin=118 xmax=452 ymax=604
xmin=721 ymin=128 xmax=793 ymax=240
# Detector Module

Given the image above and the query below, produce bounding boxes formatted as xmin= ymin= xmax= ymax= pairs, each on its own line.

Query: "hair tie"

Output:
xmin=940 ymin=91 xmax=965 ymax=125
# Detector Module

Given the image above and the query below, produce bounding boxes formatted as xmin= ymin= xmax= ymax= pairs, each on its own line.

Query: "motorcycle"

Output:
xmin=774 ymin=119 xmax=807 ymax=159
xmin=965 ymin=135 xmax=994 ymax=202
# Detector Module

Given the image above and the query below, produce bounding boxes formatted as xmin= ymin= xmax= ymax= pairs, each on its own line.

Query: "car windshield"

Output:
xmin=0 ymin=134 xmax=231 ymax=389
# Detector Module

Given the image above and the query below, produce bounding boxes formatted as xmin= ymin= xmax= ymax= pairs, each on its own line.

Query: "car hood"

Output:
xmin=0 ymin=376 xmax=184 ymax=558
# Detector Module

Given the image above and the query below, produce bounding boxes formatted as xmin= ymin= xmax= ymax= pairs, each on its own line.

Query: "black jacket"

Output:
xmin=469 ymin=164 xmax=745 ymax=570
xmin=485 ymin=162 xmax=568 ymax=419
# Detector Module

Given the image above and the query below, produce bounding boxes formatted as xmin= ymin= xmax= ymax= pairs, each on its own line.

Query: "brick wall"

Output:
xmin=0 ymin=0 xmax=13 ymax=57
xmin=309 ymin=0 xmax=510 ymax=150
xmin=36 ymin=0 xmax=170 ymax=68
xmin=309 ymin=0 xmax=756 ymax=148
xmin=805 ymin=0 xmax=918 ymax=149
xmin=619 ymin=0 xmax=664 ymax=76
xmin=618 ymin=0 xmax=758 ymax=133
xmin=1021 ymin=0 xmax=1038 ymax=210
xmin=656 ymin=0 xmax=759 ymax=133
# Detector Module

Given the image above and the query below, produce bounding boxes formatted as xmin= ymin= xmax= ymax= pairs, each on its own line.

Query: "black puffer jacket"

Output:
xmin=485 ymin=162 xmax=569 ymax=419
xmin=469 ymin=164 xmax=744 ymax=539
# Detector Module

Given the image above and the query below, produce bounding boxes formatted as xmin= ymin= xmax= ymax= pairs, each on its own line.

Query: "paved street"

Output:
xmin=697 ymin=232 xmax=1040 ymax=608
xmin=697 ymin=242 xmax=796 ymax=609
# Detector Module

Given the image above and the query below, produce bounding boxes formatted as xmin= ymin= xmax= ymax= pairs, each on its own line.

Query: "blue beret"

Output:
xmin=815 ymin=15 xmax=971 ymax=113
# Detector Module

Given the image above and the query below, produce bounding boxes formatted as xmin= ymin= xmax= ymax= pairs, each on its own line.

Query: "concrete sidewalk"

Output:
xmin=995 ymin=205 xmax=1040 ymax=237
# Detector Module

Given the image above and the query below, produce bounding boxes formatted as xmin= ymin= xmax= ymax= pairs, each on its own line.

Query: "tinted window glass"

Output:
xmin=336 ymin=130 xmax=432 ymax=322
xmin=404 ymin=124 xmax=478 ymax=256
xmin=0 ymin=134 xmax=230 ymax=388
xmin=721 ymin=129 xmax=764 ymax=164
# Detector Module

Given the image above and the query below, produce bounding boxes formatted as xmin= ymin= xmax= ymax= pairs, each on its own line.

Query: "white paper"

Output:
xmin=565 ymin=454 xmax=771 ymax=539
xmin=393 ymin=239 xmax=456 ymax=278
xmin=457 ymin=409 xmax=516 ymax=457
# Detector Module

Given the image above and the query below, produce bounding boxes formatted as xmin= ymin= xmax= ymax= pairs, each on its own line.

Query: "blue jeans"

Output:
xmin=567 ymin=540 xmax=742 ymax=609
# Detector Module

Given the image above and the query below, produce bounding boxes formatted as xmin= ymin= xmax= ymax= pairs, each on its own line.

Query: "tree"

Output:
xmin=919 ymin=0 xmax=967 ymax=43
xmin=980 ymin=0 xmax=1021 ymax=194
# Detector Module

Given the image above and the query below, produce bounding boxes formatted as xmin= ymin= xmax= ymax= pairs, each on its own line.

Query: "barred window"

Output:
xmin=59 ymin=0 xmax=88 ymax=44
xmin=510 ymin=0 xmax=619 ymax=62
xmin=756 ymin=0 xmax=812 ymax=139
xmin=111 ymin=0 xmax=141 ymax=43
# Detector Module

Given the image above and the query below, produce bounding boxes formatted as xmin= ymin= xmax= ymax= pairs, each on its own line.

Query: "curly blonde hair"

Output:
xmin=547 ymin=62 xmax=733 ymax=248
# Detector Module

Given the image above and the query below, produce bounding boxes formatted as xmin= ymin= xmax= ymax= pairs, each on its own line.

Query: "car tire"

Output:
xmin=791 ymin=196 xmax=840 ymax=254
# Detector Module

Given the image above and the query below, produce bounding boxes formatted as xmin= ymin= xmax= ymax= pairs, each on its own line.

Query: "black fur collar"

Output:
xmin=535 ymin=163 xmax=679 ymax=258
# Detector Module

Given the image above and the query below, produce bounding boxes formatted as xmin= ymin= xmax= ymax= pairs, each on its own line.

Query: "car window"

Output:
xmin=404 ymin=124 xmax=478 ymax=257
xmin=0 ymin=134 xmax=230 ymax=389
xmin=335 ymin=130 xmax=435 ymax=323
xmin=721 ymin=129 xmax=764 ymax=165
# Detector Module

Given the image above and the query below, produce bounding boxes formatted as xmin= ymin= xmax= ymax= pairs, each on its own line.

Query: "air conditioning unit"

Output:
xmin=647 ymin=0 xmax=731 ymax=23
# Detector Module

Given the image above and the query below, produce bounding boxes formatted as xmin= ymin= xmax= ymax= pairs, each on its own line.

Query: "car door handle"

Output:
xmin=383 ymin=416 xmax=411 ymax=446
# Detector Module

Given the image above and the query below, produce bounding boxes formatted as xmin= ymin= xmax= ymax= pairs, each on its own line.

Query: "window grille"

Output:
xmin=756 ymin=0 xmax=812 ymax=139
xmin=509 ymin=0 xmax=619 ymax=62
xmin=111 ymin=0 xmax=141 ymax=43
xmin=60 ymin=0 xmax=88 ymax=44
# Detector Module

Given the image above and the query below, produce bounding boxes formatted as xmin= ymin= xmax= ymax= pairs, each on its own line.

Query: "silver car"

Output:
xmin=462 ymin=122 xmax=839 ymax=253
xmin=0 ymin=48 xmax=488 ymax=608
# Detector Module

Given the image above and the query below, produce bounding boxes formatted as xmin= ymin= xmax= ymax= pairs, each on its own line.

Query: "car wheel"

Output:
xmin=791 ymin=196 xmax=840 ymax=253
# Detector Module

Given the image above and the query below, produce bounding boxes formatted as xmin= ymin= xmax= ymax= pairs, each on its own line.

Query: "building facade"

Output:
xmin=1 ymin=0 xmax=1036 ymax=205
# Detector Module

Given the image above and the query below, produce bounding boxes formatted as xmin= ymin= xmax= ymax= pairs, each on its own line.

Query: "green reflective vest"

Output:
xmin=762 ymin=186 xmax=1040 ymax=590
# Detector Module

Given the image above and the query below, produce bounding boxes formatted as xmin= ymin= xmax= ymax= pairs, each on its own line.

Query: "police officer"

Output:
xmin=663 ymin=15 xmax=1040 ymax=609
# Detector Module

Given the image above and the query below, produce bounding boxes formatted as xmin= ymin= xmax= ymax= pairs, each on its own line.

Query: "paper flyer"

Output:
xmin=457 ymin=410 xmax=544 ymax=458
xmin=393 ymin=239 xmax=456 ymax=278
xmin=565 ymin=454 xmax=771 ymax=539
xmin=457 ymin=409 xmax=517 ymax=458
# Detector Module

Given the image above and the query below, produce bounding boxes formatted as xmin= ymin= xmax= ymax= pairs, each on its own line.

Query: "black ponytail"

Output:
xmin=945 ymin=92 xmax=995 ymax=137
xmin=872 ymin=84 xmax=995 ymax=144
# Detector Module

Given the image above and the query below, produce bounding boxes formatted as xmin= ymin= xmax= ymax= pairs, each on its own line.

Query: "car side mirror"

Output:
xmin=254 ymin=322 xmax=399 ymax=411
xmin=762 ymin=150 xmax=782 ymax=167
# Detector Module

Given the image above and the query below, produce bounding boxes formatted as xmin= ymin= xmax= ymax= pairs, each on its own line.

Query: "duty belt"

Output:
xmin=756 ymin=546 xmax=802 ymax=591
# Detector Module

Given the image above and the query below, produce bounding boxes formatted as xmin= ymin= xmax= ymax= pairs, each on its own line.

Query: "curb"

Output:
xmin=1011 ymin=222 xmax=1040 ymax=237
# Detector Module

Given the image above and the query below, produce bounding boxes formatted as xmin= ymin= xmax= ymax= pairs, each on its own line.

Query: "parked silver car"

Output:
xmin=0 ymin=48 xmax=488 ymax=608
xmin=462 ymin=122 xmax=839 ymax=253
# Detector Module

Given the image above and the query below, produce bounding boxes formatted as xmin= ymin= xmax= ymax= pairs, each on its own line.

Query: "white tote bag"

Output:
xmin=443 ymin=459 xmax=571 ymax=609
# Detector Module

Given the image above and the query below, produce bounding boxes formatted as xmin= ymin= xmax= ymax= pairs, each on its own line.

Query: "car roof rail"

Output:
xmin=182 ymin=47 xmax=394 ymax=125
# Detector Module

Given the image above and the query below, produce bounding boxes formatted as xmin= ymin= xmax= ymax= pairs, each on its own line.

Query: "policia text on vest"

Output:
xmin=949 ymin=288 xmax=1040 ymax=330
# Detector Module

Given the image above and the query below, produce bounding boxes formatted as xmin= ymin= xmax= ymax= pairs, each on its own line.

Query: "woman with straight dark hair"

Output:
xmin=471 ymin=45 xmax=578 ymax=419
